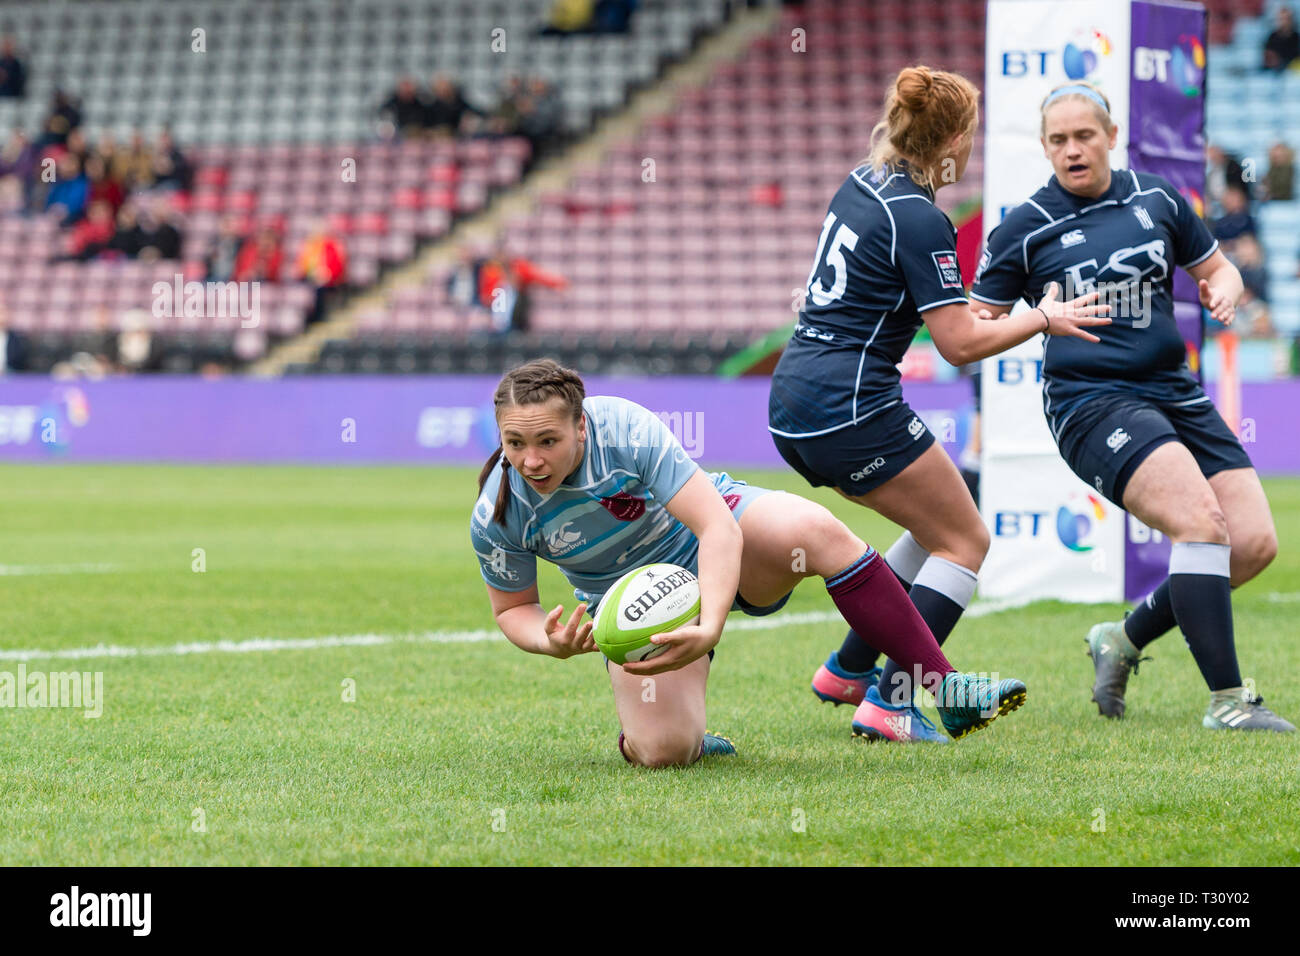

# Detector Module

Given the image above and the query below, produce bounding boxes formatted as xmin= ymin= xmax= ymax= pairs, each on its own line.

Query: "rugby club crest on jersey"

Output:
xmin=931 ymin=251 xmax=962 ymax=289
xmin=600 ymin=491 xmax=646 ymax=521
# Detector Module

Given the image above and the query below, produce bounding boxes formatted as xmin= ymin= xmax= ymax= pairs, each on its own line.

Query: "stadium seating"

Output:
xmin=0 ymin=0 xmax=735 ymax=372
xmin=318 ymin=0 xmax=987 ymax=374
xmin=1203 ymin=1 xmax=1300 ymax=338
xmin=0 ymin=0 xmax=727 ymax=142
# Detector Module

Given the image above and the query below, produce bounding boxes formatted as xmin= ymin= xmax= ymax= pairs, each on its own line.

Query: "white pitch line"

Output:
xmin=0 ymin=563 xmax=118 ymax=576
xmin=1265 ymin=592 xmax=1300 ymax=603
xmin=0 ymin=599 xmax=1035 ymax=662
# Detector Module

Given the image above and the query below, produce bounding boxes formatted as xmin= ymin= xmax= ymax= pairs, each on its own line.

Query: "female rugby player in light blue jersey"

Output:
xmin=768 ymin=66 xmax=1109 ymax=741
xmin=471 ymin=359 xmax=1028 ymax=767
xmin=970 ymin=82 xmax=1290 ymax=732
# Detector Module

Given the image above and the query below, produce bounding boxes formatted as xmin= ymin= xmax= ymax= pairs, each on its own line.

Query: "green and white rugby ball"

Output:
xmin=593 ymin=563 xmax=701 ymax=665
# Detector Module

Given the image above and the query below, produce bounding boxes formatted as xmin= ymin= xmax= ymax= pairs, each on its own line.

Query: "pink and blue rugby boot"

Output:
xmin=850 ymin=684 xmax=948 ymax=743
xmin=811 ymin=652 xmax=882 ymax=707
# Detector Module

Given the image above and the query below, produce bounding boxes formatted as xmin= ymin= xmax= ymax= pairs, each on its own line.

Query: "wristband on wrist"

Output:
xmin=1037 ymin=307 xmax=1050 ymax=334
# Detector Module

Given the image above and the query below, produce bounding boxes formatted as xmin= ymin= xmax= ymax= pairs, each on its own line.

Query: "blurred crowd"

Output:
xmin=0 ymin=79 xmax=192 ymax=263
xmin=446 ymin=235 xmax=567 ymax=334
xmin=379 ymin=72 xmax=564 ymax=157
xmin=541 ymin=0 xmax=638 ymax=35
xmin=1205 ymin=140 xmax=1296 ymax=338
xmin=1263 ymin=5 xmax=1299 ymax=72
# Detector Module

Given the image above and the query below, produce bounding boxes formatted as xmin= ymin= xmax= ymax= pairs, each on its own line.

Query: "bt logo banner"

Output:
xmin=994 ymin=492 xmax=1108 ymax=552
xmin=1134 ymin=36 xmax=1204 ymax=96
xmin=1001 ymin=28 xmax=1113 ymax=79
xmin=994 ymin=357 xmax=1044 ymax=385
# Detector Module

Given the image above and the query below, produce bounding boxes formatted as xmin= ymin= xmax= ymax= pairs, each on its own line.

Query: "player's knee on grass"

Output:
xmin=623 ymin=730 xmax=703 ymax=768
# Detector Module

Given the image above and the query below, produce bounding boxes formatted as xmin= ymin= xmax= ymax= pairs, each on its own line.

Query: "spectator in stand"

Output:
xmin=45 ymin=153 xmax=89 ymax=224
xmin=1213 ymin=183 xmax=1257 ymax=246
xmin=425 ymin=73 xmax=480 ymax=137
xmin=1206 ymin=144 xmax=1245 ymax=220
xmin=447 ymin=245 xmax=485 ymax=317
xmin=58 ymin=199 xmax=116 ymax=261
xmin=112 ymin=130 xmax=154 ymax=191
xmin=106 ymin=201 xmax=146 ymax=259
xmin=205 ymin=214 xmax=246 ymax=282
xmin=593 ymin=0 xmax=638 ymax=34
xmin=92 ymin=131 xmax=115 ymax=167
xmin=116 ymin=309 xmax=155 ymax=373
xmin=477 ymin=239 xmax=568 ymax=334
xmin=541 ymin=0 xmax=595 ymax=35
xmin=64 ymin=127 xmax=90 ymax=167
xmin=0 ymin=127 xmax=37 ymax=211
xmin=295 ymin=218 xmax=348 ymax=324
xmin=1264 ymin=5 xmax=1299 ymax=72
xmin=379 ymin=76 xmax=427 ymax=140
xmin=1222 ymin=229 xmax=1267 ymax=295
xmin=1213 ymin=183 xmax=1269 ymax=330
xmin=36 ymin=89 xmax=82 ymax=148
xmin=0 ymin=35 xmax=26 ymax=98
xmin=135 ymin=194 xmax=183 ymax=261
xmin=485 ymin=76 xmax=526 ymax=137
xmin=233 ymin=223 xmax=284 ymax=282
xmin=150 ymin=128 xmax=192 ymax=191
xmin=1264 ymin=141 xmax=1295 ymax=201
xmin=0 ymin=302 xmax=28 ymax=374
xmin=1222 ymin=232 xmax=1272 ymax=338
xmin=84 ymin=154 xmax=125 ymax=216
xmin=517 ymin=77 xmax=564 ymax=156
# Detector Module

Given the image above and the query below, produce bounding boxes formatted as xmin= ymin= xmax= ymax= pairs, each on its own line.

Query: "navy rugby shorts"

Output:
xmin=1055 ymin=391 xmax=1253 ymax=505
xmin=771 ymin=400 xmax=936 ymax=497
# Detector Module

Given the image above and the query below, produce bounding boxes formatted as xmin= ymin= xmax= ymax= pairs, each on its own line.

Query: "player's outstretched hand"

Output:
xmin=1038 ymin=281 xmax=1112 ymax=342
xmin=543 ymin=602 xmax=596 ymax=658
xmin=1199 ymin=278 xmax=1235 ymax=326
xmin=620 ymin=623 xmax=720 ymax=676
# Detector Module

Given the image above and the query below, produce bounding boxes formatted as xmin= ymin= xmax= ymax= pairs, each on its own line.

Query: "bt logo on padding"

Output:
xmin=1135 ymin=36 xmax=1204 ymax=97
xmin=1056 ymin=492 xmax=1107 ymax=552
xmin=995 ymin=357 xmax=1043 ymax=385
xmin=1001 ymin=28 xmax=1112 ymax=79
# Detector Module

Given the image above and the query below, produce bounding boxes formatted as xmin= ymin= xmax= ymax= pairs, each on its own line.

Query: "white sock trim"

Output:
xmin=884 ymin=531 xmax=929 ymax=586
xmin=1169 ymin=541 xmax=1231 ymax=578
xmin=911 ymin=555 xmax=978 ymax=608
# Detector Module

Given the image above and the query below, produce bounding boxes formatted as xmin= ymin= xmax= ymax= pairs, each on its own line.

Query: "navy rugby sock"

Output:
xmin=1124 ymin=579 xmax=1176 ymax=650
xmin=1167 ymin=543 xmax=1241 ymax=692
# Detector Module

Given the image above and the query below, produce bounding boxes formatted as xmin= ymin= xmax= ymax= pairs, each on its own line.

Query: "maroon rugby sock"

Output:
xmin=825 ymin=549 xmax=954 ymax=696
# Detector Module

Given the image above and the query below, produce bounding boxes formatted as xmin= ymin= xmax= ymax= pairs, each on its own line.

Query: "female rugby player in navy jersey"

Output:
xmin=769 ymin=66 xmax=1108 ymax=741
xmin=970 ymin=82 xmax=1290 ymax=732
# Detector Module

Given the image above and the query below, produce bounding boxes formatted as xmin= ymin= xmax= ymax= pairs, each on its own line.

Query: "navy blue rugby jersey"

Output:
xmin=970 ymin=169 xmax=1218 ymax=439
xmin=769 ymin=161 xmax=968 ymax=438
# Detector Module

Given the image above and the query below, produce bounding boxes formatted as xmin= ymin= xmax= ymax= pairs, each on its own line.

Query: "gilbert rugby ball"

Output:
xmin=592 ymin=563 xmax=701 ymax=665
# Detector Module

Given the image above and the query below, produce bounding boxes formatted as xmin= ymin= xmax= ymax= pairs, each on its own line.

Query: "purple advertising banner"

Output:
xmin=1125 ymin=0 xmax=1208 ymax=600
xmin=1 ymin=375 xmax=1296 ymax=472
xmin=0 ymin=376 xmax=976 ymax=467
xmin=1129 ymin=0 xmax=1209 ymax=351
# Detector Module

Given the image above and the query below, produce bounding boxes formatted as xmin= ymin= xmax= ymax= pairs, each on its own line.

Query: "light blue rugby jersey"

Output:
xmin=470 ymin=396 xmax=704 ymax=610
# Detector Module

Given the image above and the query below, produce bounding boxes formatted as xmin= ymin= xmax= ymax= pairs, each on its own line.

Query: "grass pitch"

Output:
xmin=1 ymin=464 xmax=1297 ymax=866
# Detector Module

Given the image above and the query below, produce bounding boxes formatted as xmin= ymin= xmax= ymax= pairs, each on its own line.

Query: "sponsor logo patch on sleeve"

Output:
xmin=931 ymin=251 xmax=962 ymax=289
